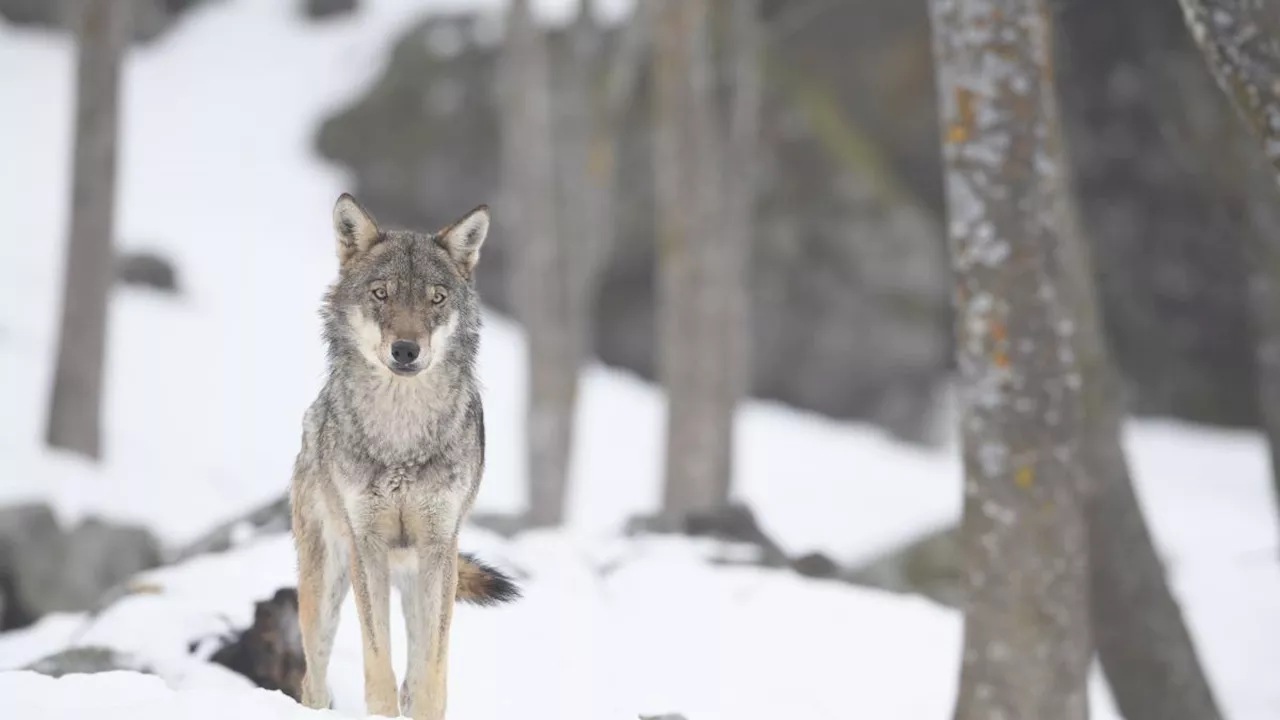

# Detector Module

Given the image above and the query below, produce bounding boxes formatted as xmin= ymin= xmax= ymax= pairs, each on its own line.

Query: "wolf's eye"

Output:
xmin=371 ymin=287 xmax=388 ymax=301
xmin=432 ymin=289 xmax=447 ymax=305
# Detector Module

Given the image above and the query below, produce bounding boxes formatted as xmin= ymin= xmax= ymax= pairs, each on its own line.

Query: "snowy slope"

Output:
xmin=0 ymin=1 xmax=1278 ymax=719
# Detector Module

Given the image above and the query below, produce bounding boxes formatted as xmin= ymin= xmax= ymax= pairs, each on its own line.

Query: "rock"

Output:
xmin=209 ymin=588 xmax=305 ymax=702
xmin=301 ymin=0 xmax=356 ymax=21
xmin=842 ymin=525 xmax=964 ymax=608
xmin=0 ymin=503 xmax=163 ymax=631
xmin=0 ymin=564 xmax=34 ymax=630
xmin=116 ymin=250 xmax=179 ymax=294
xmin=626 ymin=503 xmax=791 ymax=568
xmin=60 ymin=518 xmax=163 ymax=612
xmin=24 ymin=646 xmax=152 ymax=678
xmin=0 ymin=0 xmax=218 ymax=45
xmin=170 ymin=495 xmax=289 ymax=564
xmin=0 ymin=504 xmax=63 ymax=631
xmin=789 ymin=551 xmax=840 ymax=580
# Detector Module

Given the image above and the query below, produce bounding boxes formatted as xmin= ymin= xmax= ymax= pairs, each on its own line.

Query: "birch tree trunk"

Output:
xmin=499 ymin=0 xmax=572 ymax=528
xmin=46 ymin=0 xmax=132 ymax=460
xmin=1177 ymin=0 xmax=1280 ymax=555
xmin=928 ymin=1 xmax=1092 ymax=718
xmin=653 ymin=0 xmax=757 ymax=516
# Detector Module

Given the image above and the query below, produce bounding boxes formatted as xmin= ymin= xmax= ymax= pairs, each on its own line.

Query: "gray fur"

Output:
xmin=289 ymin=194 xmax=510 ymax=720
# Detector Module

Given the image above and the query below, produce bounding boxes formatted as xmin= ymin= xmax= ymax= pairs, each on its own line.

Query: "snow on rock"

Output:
xmin=0 ymin=670 xmax=332 ymax=720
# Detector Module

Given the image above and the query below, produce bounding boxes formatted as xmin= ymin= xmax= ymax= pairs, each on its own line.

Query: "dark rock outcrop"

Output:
xmin=0 ymin=0 xmax=216 ymax=45
xmin=316 ymin=0 xmax=1280 ymax=437
xmin=315 ymin=11 xmax=952 ymax=443
xmin=0 ymin=503 xmax=162 ymax=631
xmin=25 ymin=646 xmax=153 ymax=678
xmin=116 ymin=250 xmax=179 ymax=294
xmin=302 ymin=0 xmax=356 ymax=21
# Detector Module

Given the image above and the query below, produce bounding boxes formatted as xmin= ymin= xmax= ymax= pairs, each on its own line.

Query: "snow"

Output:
xmin=0 ymin=1 xmax=1277 ymax=719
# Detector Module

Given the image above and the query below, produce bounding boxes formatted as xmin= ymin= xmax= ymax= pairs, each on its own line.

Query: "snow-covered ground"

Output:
xmin=0 ymin=1 xmax=1277 ymax=719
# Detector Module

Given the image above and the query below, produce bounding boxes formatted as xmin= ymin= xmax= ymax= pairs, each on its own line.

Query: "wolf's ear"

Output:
xmin=435 ymin=204 xmax=490 ymax=278
xmin=333 ymin=193 xmax=380 ymax=268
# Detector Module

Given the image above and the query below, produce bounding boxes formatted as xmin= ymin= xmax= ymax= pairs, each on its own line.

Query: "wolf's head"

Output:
xmin=321 ymin=193 xmax=489 ymax=378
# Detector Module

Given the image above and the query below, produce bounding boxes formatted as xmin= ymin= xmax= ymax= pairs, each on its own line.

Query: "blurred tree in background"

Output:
xmin=1178 ymin=0 xmax=1280 ymax=549
xmin=46 ymin=0 xmax=131 ymax=460
xmin=497 ymin=0 xmax=565 ymax=527
xmin=652 ymin=0 xmax=760 ymax=518
xmin=496 ymin=0 xmax=653 ymax=528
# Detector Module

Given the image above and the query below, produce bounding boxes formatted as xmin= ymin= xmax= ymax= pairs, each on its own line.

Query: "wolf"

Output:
xmin=289 ymin=193 xmax=518 ymax=720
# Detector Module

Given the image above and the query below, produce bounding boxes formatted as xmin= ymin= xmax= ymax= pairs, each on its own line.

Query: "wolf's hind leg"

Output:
xmin=294 ymin=512 xmax=349 ymax=709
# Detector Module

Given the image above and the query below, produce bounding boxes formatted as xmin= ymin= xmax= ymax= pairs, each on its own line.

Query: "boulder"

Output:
xmin=0 ymin=503 xmax=162 ymax=631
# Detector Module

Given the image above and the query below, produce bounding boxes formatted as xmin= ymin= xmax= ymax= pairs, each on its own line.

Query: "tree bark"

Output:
xmin=928 ymin=1 xmax=1092 ymax=718
xmin=717 ymin=0 xmax=761 ymax=477
xmin=1044 ymin=80 xmax=1228 ymax=720
xmin=46 ymin=0 xmax=132 ymax=460
xmin=1047 ymin=4 xmax=1230 ymax=717
xmin=499 ymin=0 xmax=572 ymax=528
xmin=1178 ymin=0 xmax=1280 ymax=555
xmin=653 ymin=0 xmax=756 ymax=516
xmin=1056 ymin=165 xmax=1226 ymax=720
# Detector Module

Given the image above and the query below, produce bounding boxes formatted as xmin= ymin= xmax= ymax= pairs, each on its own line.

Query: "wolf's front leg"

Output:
xmin=400 ymin=541 xmax=459 ymax=720
xmin=294 ymin=519 xmax=349 ymax=710
xmin=348 ymin=535 xmax=399 ymax=717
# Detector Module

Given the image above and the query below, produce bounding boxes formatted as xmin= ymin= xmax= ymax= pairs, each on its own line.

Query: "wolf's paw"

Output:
xmin=299 ymin=687 xmax=331 ymax=711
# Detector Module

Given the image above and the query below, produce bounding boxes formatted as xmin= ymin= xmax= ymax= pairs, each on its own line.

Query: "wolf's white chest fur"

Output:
xmin=354 ymin=370 xmax=459 ymax=460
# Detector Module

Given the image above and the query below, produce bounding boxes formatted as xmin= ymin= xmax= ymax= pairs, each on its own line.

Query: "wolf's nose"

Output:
xmin=391 ymin=340 xmax=420 ymax=364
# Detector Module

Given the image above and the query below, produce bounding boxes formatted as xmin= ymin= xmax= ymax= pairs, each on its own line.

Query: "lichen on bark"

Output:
xmin=928 ymin=1 xmax=1091 ymax=718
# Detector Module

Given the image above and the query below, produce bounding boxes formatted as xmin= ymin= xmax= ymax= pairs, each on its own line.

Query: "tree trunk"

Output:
xmin=1041 ymin=77 xmax=1227 ymax=720
xmin=716 ymin=0 xmax=761 ymax=484
xmin=490 ymin=1 xmax=656 ymax=530
xmin=1054 ymin=155 xmax=1227 ymax=720
xmin=1178 ymin=0 xmax=1280 ymax=556
xmin=45 ymin=0 xmax=131 ymax=460
xmin=653 ymin=0 xmax=754 ymax=516
xmin=1049 ymin=4 xmax=1230 ymax=717
xmin=558 ymin=1 xmax=604 ymax=383
xmin=928 ymin=1 xmax=1092 ymax=718
xmin=499 ymin=0 xmax=573 ymax=528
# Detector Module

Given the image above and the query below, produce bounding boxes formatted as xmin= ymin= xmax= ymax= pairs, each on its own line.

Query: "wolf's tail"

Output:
xmin=456 ymin=552 xmax=521 ymax=606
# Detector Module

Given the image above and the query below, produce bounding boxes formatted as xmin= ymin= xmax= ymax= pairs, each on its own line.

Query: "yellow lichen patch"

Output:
xmin=991 ymin=322 xmax=1009 ymax=367
xmin=1015 ymin=464 xmax=1034 ymax=488
xmin=946 ymin=87 xmax=976 ymax=144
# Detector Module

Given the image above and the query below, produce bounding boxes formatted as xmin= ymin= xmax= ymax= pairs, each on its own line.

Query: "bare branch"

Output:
xmin=1177 ymin=0 xmax=1280 ymax=176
